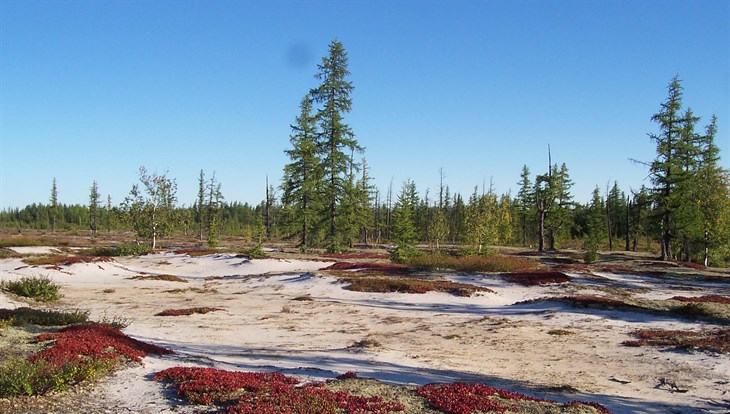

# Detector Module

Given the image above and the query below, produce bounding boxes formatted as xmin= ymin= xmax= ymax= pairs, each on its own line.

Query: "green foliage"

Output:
xmin=245 ymin=244 xmax=268 ymax=259
xmin=0 ymin=307 xmax=89 ymax=326
xmin=281 ymin=95 xmax=323 ymax=250
xmin=86 ymin=241 xmax=149 ymax=257
xmin=122 ymin=166 xmax=178 ymax=250
xmin=309 ymin=39 xmax=362 ymax=250
xmin=389 ymin=244 xmax=421 ymax=263
xmin=1 ymin=276 xmax=61 ymax=302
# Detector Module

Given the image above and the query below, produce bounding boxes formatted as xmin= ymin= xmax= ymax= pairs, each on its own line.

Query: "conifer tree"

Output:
xmin=196 ymin=170 xmax=206 ymax=242
xmin=310 ymin=39 xmax=361 ymax=252
xmin=282 ymin=96 xmax=321 ymax=251
xmin=50 ymin=178 xmax=58 ymax=233
xmin=89 ymin=180 xmax=100 ymax=236
xmin=516 ymin=165 xmax=533 ymax=247
xmin=585 ymin=187 xmax=606 ymax=263
xmin=648 ymin=76 xmax=687 ymax=260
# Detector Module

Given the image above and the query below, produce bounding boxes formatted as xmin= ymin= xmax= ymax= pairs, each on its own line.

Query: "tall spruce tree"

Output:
xmin=50 ymin=178 xmax=58 ymax=233
xmin=516 ymin=165 xmax=533 ymax=247
xmin=282 ymin=95 xmax=321 ymax=251
xmin=89 ymin=180 xmax=100 ymax=236
xmin=310 ymin=39 xmax=361 ymax=252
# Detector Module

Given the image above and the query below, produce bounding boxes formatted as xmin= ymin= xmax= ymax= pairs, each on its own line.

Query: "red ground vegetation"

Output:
xmin=23 ymin=255 xmax=113 ymax=267
xmin=344 ymin=277 xmax=494 ymax=297
xmin=322 ymin=253 xmax=390 ymax=260
xmin=153 ymin=367 xmax=405 ymax=413
xmin=670 ymin=295 xmax=730 ymax=304
xmin=623 ymin=328 xmax=730 ymax=354
xmin=325 ymin=261 xmax=410 ymax=272
xmin=155 ymin=307 xmax=224 ymax=316
xmin=516 ymin=295 xmax=647 ymax=312
xmin=416 ymin=383 xmax=611 ymax=414
xmin=505 ymin=271 xmax=571 ymax=286
xmin=32 ymin=324 xmax=173 ymax=366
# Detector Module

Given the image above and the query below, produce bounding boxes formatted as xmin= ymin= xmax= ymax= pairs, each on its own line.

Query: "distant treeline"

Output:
xmin=2 ymin=42 xmax=728 ymax=266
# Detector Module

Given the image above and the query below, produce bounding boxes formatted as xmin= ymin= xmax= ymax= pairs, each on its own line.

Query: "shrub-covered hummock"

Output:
xmin=153 ymin=367 xmax=405 ymax=413
xmin=0 ymin=324 xmax=173 ymax=398
xmin=417 ymin=383 xmax=612 ymax=414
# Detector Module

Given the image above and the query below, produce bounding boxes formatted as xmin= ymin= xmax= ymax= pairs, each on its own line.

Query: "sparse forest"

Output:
xmin=1 ymin=44 xmax=728 ymax=266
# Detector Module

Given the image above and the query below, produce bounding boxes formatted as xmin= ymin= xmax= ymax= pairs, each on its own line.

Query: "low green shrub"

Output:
xmin=245 ymin=244 xmax=268 ymax=259
xmin=0 ymin=357 xmax=115 ymax=397
xmin=1 ymin=276 xmax=61 ymax=302
xmin=90 ymin=242 xmax=149 ymax=257
xmin=0 ymin=307 xmax=89 ymax=326
xmin=389 ymin=244 xmax=421 ymax=263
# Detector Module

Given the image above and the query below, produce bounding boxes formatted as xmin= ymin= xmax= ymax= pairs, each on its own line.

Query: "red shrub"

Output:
xmin=505 ymin=271 xmax=571 ymax=286
xmin=154 ymin=367 xmax=404 ymax=413
xmin=622 ymin=328 xmax=730 ymax=353
xmin=31 ymin=324 xmax=173 ymax=367
xmin=344 ymin=277 xmax=494 ymax=296
xmin=670 ymin=295 xmax=730 ymax=304
xmin=325 ymin=262 xmax=409 ymax=272
xmin=417 ymin=383 xmax=611 ymax=414
xmin=322 ymin=253 xmax=389 ymax=260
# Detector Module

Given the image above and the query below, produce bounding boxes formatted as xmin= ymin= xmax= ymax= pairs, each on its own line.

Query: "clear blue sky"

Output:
xmin=1 ymin=0 xmax=728 ymax=209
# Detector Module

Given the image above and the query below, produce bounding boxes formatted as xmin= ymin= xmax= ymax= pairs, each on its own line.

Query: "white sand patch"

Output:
xmin=6 ymin=246 xmax=62 ymax=255
xmin=1 ymin=254 xmax=728 ymax=414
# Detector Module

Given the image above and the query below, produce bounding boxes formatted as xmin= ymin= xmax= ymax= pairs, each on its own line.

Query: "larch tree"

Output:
xmin=585 ymin=186 xmax=607 ymax=262
xmin=695 ymin=116 xmax=730 ymax=266
xmin=50 ymin=177 xmax=58 ymax=233
xmin=516 ymin=165 xmax=533 ymax=247
xmin=196 ymin=170 xmax=206 ymax=242
xmin=309 ymin=39 xmax=362 ymax=252
xmin=205 ymin=173 xmax=224 ymax=248
xmin=281 ymin=95 xmax=322 ymax=251
xmin=648 ymin=76 xmax=686 ymax=260
xmin=89 ymin=180 xmax=100 ymax=236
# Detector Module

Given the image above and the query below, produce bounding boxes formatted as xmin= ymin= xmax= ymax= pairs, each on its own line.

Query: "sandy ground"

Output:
xmin=1 ymin=249 xmax=729 ymax=413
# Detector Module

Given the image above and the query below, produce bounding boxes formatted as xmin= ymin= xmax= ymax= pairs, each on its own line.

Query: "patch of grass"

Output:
xmin=0 ymin=236 xmax=54 ymax=248
xmin=348 ymin=337 xmax=382 ymax=349
xmin=84 ymin=242 xmax=150 ymax=257
xmin=155 ymin=307 xmax=223 ymax=316
xmin=406 ymin=252 xmax=537 ymax=273
xmin=547 ymin=329 xmax=574 ymax=336
xmin=0 ymin=248 xmax=21 ymax=259
xmin=21 ymin=255 xmax=113 ymax=266
xmin=292 ymin=295 xmax=313 ymax=301
xmin=1 ymin=276 xmax=62 ymax=302
xmin=130 ymin=274 xmax=188 ymax=283
xmin=623 ymin=328 xmax=730 ymax=354
xmin=343 ymin=276 xmax=494 ymax=297
xmin=325 ymin=261 xmax=410 ymax=272
xmin=173 ymin=248 xmax=219 ymax=257
xmin=671 ymin=302 xmax=714 ymax=318
xmin=0 ymin=308 xmax=89 ymax=326
xmin=670 ymin=295 xmax=730 ymax=304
